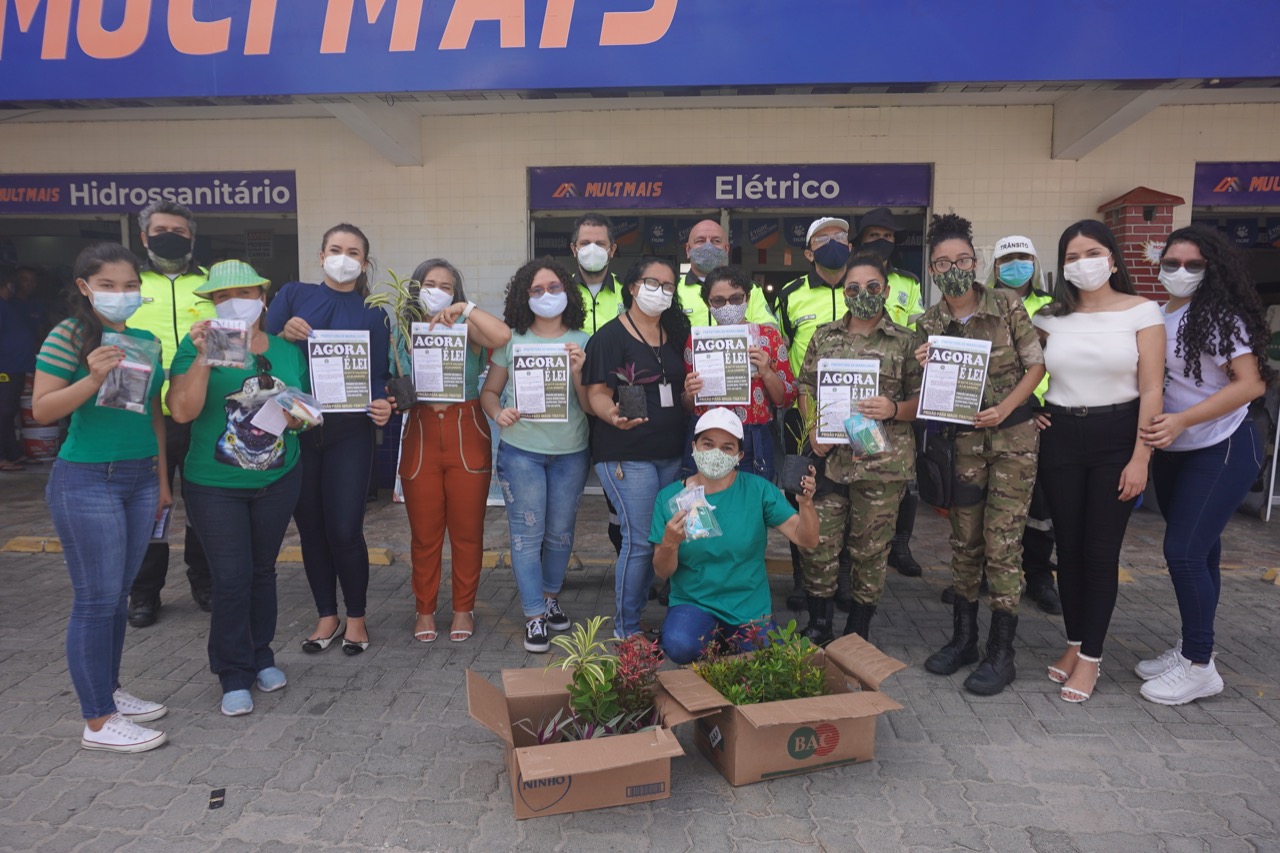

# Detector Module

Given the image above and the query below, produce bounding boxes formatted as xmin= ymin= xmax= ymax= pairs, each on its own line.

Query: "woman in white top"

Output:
xmin=1032 ymin=219 xmax=1165 ymax=704
xmin=1133 ymin=225 xmax=1270 ymax=706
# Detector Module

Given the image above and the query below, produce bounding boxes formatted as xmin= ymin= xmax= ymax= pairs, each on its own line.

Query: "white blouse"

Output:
xmin=1162 ymin=302 xmax=1251 ymax=452
xmin=1033 ymin=301 xmax=1164 ymax=407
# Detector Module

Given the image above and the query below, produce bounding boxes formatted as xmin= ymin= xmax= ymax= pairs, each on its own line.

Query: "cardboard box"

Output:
xmin=467 ymin=667 xmax=701 ymax=819
xmin=654 ymin=634 xmax=906 ymax=786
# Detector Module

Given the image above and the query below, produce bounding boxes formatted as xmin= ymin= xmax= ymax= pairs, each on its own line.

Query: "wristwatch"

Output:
xmin=460 ymin=301 xmax=477 ymax=321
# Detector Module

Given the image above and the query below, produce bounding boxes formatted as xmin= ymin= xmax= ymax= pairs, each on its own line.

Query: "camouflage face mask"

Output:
xmin=845 ymin=289 xmax=885 ymax=320
xmin=935 ymin=267 xmax=975 ymax=298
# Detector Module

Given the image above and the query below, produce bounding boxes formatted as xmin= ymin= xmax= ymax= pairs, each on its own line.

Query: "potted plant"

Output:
xmin=364 ymin=269 xmax=424 ymax=408
xmin=611 ymin=363 xmax=658 ymax=420
xmin=779 ymin=389 xmax=824 ymax=494
xmin=691 ymin=619 xmax=830 ymax=706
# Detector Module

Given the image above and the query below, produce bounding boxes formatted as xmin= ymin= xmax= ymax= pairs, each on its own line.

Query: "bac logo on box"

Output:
xmin=517 ymin=774 xmax=572 ymax=813
xmin=787 ymin=723 xmax=840 ymax=760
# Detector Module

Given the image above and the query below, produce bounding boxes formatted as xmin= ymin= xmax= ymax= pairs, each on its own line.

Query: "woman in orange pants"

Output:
xmin=391 ymin=259 xmax=510 ymax=643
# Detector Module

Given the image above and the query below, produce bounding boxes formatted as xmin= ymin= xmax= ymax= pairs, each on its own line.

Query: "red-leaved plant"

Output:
xmin=610 ymin=363 xmax=659 ymax=386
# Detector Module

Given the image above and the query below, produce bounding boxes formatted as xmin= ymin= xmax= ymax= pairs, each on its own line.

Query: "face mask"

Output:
xmin=323 ymin=254 xmax=363 ymax=285
xmin=147 ymin=230 xmax=193 ymax=261
xmin=690 ymin=243 xmax=729 ymax=272
xmin=1159 ymin=266 xmax=1204 ymax=298
xmin=935 ymin=267 xmax=975 ymax=298
xmin=1063 ymin=256 xmax=1113 ymax=292
xmin=845 ymin=290 xmax=885 ymax=320
xmin=709 ymin=303 xmax=748 ymax=326
xmin=812 ymin=241 xmax=851 ymax=270
xmin=692 ymin=447 xmax=739 ymax=481
xmin=633 ymin=287 xmax=672 ymax=317
xmin=576 ymin=243 xmax=609 ymax=273
xmin=90 ymin=290 xmax=142 ymax=323
xmin=420 ymin=286 xmax=454 ymax=315
xmin=216 ymin=297 xmax=264 ymax=325
xmin=529 ymin=291 xmax=568 ymax=319
xmin=862 ymin=238 xmax=894 ymax=260
xmin=996 ymin=259 xmax=1035 ymax=288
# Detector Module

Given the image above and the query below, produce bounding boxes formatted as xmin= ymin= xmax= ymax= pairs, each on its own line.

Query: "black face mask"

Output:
xmin=862 ymin=238 xmax=894 ymax=260
xmin=147 ymin=230 xmax=193 ymax=261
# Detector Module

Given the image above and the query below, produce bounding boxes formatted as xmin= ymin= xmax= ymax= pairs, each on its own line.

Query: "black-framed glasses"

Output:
xmin=708 ymin=293 xmax=747 ymax=308
xmin=845 ymin=282 xmax=885 ymax=296
xmin=1160 ymin=259 xmax=1207 ymax=274
xmin=254 ymin=354 xmax=273 ymax=388
xmin=929 ymin=256 xmax=977 ymax=273
xmin=638 ymin=278 xmax=677 ymax=294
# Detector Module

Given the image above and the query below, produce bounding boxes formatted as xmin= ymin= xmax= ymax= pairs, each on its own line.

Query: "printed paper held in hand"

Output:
xmin=815 ymin=358 xmax=880 ymax=445
xmin=691 ymin=324 xmax=751 ymax=407
xmin=511 ymin=343 xmax=570 ymax=422
xmin=917 ymin=336 xmax=992 ymax=424
xmin=307 ymin=330 xmax=372 ymax=412
xmin=411 ymin=323 xmax=468 ymax=402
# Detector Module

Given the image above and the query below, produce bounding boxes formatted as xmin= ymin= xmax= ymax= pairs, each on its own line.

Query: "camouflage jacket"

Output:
xmin=799 ymin=313 xmax=922 ymax=484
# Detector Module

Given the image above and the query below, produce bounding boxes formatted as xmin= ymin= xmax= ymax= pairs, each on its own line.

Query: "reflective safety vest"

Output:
xmin=131 ymin=266 xmax=215 ymax=415
xmin=885 ymin=269 xmax=924 ymax=330
xmin=776 ymin=273 xmax=847 ymax=371
xmin=1021 ymin=288 xmax=1054 ymax=404
xmin=576 ymin=271 xmax=625 ymax=337
xmin=676 ymin=273 xmax=778 ymax=329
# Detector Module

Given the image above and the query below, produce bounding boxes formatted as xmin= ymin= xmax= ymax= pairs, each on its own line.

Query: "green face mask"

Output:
xmin=845 ymin=289 xmax=885 ymax=320
xmin=691 ymin=447 xmax=739 ymax=481
xmin=935 ymin=267 xmax=975 ymax=298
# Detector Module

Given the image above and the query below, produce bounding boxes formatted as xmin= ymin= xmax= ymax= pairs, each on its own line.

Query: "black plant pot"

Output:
xmin=617 ymin=385 xmax=648 ymax=420
xmin=780 ymin=453 xmax=816 ymax=495
xmin=386 ymin=375 xmax=418 ymax=410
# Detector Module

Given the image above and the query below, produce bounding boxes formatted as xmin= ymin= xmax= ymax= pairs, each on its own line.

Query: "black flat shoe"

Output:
xmin=301 ymin=621 xmax=343 ymax=653
xmin=341 ymin=637 xmax=368 ymax=656
xmin=128 ymin=598 xmax=159 ymax=629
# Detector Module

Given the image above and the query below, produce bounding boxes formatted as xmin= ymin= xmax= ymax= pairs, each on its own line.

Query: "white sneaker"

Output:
xmin=1140 ymin=655 xmax=1224 ymax=706
xmin=1134 ymin=641 xmax=1183 ymax=680
xmin=113 ymin=688 xmax=168 ymax=723
xmin=81 ymin=713 xmax=167 ymax=753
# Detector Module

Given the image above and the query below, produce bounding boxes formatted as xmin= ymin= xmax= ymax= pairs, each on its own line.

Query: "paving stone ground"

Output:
xmin=1 ymin=463 xmax=1279 ymax=853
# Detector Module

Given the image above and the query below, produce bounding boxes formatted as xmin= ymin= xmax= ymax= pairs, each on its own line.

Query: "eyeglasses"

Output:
xmin=707 ymin=293 xmax=746 ymax=308
xmin=810 ymin=232 xmax=850 ymax=249
xmin=845 ymin=282 xmax=885 ymax=296
xmin=254 ymin=354 xmax=273 ymax=389
xmin=529 ymin=284 xmax=565 ymax=297
xmin=1160 ymin=259 xmax=1207 ymax=274
xmin=929 ymin=256 xmax=977 ymax=273
xmin=638 ymin=278 xmax=677 ymax=294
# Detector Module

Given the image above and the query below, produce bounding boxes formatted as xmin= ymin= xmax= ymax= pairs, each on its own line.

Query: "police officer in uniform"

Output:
xmin=127 ymin=200 xmax=216 ymax=627
xmin=678 ymin=220 xmax=776 ymax=329
xmin=571 ymin=213 xmax=625 ymax=336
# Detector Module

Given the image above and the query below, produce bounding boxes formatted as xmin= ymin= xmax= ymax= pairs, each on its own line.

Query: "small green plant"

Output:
xmin=786 ymin=389 xmax=826 ymax=452
xmin=691 ymin=619 xmax=831 ymax=706
xmin=364 ymin=269 xmax=427 ymax=378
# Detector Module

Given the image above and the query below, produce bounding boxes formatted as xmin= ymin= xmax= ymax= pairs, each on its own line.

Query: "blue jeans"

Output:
xmin=1152 ymin=420 xmax=1262 ymax=663
xmin=47 ymin=457 xmax=159 ymax=719
xmin=661 ymin=604 xmax=776 ymax=665
xmin=595 ymin=458 xmax=681 ymax=638
xmin=680 ymin=416 xmax=776 ymax=481
xmin=184 ymin=466 xmax=302 ymax=692
xmin=496 ymin=442 xmax=590 ymax=617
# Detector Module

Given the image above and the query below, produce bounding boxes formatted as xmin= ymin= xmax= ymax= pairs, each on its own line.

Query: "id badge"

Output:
xmin=659 ymin=382 xmax=674 ymax=408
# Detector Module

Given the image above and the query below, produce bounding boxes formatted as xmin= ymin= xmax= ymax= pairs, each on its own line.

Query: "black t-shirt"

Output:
xmin=583 ymin=315 xmax=687 ymax=462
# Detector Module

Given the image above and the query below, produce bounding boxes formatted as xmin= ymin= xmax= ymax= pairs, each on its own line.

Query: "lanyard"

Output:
xmin=624 ymin=311 xmax=667 ymax=381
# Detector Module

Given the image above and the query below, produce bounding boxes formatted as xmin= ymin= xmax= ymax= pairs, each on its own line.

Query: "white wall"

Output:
xmin=1 ymin=102 xmax=1277 ymax=307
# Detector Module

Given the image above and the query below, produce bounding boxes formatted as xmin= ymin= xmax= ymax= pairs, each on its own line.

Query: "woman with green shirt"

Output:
xmin=166 ymin=261 xmax=310 ymax=717
xmin=33 ymin=242 xmax=170 ymax=753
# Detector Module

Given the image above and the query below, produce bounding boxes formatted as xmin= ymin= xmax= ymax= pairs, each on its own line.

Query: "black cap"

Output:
xmin=857 ymin=208 xmax=900 ymax=240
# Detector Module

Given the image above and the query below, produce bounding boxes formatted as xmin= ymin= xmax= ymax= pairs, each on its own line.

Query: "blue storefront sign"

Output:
xmin=1193 ymin=163 xmax=1280 ymax=207
xmin=529 ymin=165 xmax=931 ymax=211
xmin=0 ymin=2 xmax=1274 ymax=102
xmin=0 ymin=171 xmax=298 ymax=215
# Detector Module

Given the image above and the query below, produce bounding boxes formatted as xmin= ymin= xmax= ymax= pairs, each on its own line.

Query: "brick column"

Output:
xmin=1097 ymin=188 xmax=1186 ymax=298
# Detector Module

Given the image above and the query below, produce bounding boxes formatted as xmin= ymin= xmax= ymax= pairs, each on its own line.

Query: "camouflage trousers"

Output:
xmin=800 ymin=479 xmax=907 ymax=602
xmin=950 ymin=429 xmax=1038 ymax=614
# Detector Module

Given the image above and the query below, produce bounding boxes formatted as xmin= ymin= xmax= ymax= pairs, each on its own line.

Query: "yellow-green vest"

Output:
xmin=131 ymin=266 xmax=215 ymax=415
xmin=1021 ymin=288 xmax=1054 ymax=404
xmin=886 ymin=269 xmax=924 ymax=330
xmin=677 ymin=273 xmax=778 ymax=329
xmin=576 ymin=272 xmax=625 ymax=337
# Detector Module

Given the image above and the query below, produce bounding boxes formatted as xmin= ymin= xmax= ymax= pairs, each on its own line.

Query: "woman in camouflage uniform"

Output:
xmin=916 ymin=214 xmax=1045 ymax=696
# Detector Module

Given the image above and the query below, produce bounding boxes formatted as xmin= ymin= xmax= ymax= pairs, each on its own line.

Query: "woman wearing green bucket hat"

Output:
xmin=167 ymin=259 xmax=310 ymax=718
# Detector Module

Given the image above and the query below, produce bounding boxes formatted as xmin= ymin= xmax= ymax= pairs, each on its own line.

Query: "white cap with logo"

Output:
xmin=806 ymin=217 xmax=851 ymax=245
xmin=993 ymin=235 xmax=1037 ymax=260
xmin=694 ymin=407 xmax=744 ymax=441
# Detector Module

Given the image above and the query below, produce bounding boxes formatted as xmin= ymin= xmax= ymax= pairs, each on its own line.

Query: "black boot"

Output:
xmin=924 ymin=597 xmax=979 ymax=675
xmin=843 ymin=601 xmax=877 ymax=640
xmin=801 ymin=595 xmax=835 ymax=646
xmin=940 ymin=585 xmax=956 ymax=605
xmin=786 ymin=543 xmax=806 ymax=611
xmin=834 ymin=549 xmax=853 ymax=613
xmin=887 ymin=492 xmax=922 ymax=577
xmin=963 ymin=611 xmax=1019 ymax=695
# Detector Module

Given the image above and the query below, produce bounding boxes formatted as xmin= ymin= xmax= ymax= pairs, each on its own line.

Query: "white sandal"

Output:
xmin=1060 ymin=652 xmax=1101 ymax=703
xmin=1047 ymin=640 xmax=1081 ymax=684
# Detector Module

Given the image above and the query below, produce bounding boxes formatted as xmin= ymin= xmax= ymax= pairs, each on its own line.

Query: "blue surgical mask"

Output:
xmin=813 ymin=241 xmax=851 ymax=270
xmin=91 ymin=290 xmax=142 ymax=323
xmin=996 ymin=259 xmax=1035 ymax=288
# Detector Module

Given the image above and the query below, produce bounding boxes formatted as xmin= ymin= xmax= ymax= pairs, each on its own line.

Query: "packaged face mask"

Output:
xmin=843 ymin=412 xmax=890 ymax=458
xmin=96 ymin=332 xmax=162 ymax=414
xmin=203 ymin=319 xmax=249 ymax=368
xmin=667 ymin=484 xmax=723 ymax=540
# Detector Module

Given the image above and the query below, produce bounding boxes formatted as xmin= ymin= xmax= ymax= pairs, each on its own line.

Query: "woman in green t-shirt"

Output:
xmin=167 ymin=260 xmax=310 ymax=718
xmin=33 ymin=242 xmax=170 ymax=754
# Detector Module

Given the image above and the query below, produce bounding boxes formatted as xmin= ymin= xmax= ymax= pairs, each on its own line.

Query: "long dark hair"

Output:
xmin=70 ymin=242 xmax=142 ymax=362
xmin=1163 ymin=224 xmax=1275 ymax=386
xmin=321 ymin=223 xmax=375 ymax=297
xmin=619 ymin=255 xmax=690 ymax=343
xmin=1048 ymin=219 xmax=1134 ymax=316
xmin=502 ymin=257 xmax=585 ymax=335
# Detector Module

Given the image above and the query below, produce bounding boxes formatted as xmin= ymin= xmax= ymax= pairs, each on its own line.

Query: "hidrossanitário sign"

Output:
xmin=1193 ymin=163 xmax=1280 ymax=207
xmin=0 ymin=2 xmax=1275 ymax=101
xmin=529 ymin=165 xmax=931 ymax=210
xmin=0 ymin=171 xmax=298 ymax=215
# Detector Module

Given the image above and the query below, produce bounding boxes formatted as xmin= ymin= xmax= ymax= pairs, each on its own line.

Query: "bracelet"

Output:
xmin=890 ymin=400 xmax=899 ymax=421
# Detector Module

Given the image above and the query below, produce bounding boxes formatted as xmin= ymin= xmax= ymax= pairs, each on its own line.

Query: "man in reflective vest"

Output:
xmin=126 ymin=200 xmax=216 ymax=628
xmin=571 ymin=212 xmax=626 ymax=337
xmin=678 ymin=220 xmax=776 ymax=328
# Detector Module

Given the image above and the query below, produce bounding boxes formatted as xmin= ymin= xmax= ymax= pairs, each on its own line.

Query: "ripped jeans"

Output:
xmin=495 ymin=442 xmax=590 ymax=618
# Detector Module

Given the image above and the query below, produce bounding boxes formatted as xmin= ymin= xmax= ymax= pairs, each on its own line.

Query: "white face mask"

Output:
xmin=216 ymin=297 xmax=264 ymax=325
xmin=529 ymin=291 xmax=568 ymax=319
xmin=420 ymin=286 xmax=454 ymax=315
xmin=1063 ymin=256 xmax=1113 ymax=292
xmin=323 ymin=254 xmax=363 ymax=285
xmin=633 ymin=287 xmax=672 ymax=317
xmin=1159 ymin=266 xmax=1204 ymax=298
xmin=576 ymin=243 xmax=609 ymax=273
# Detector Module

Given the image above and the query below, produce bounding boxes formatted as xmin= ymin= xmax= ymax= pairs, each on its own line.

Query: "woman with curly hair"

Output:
xmin=1133 ymin=225 xmax=1271 ymax=705
xmin=1033 ymin=220 xmax=1165 ymax=704
xmin=480 ymin=258 xmax=591 ymax=653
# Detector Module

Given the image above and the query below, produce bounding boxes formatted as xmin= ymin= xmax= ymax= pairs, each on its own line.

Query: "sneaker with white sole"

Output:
xmin=1134 ymin=641 xmax=1183 ymax=680
xmin=524 ymin=617 xmax=551 ymax=653
xmin=544 ymin=598 xmax=571 ymax=632
xmin=1140 ymin=654 xmax=1224 ymax=706
xmin=81 ymin=713 xmax=167 ymax=753
xmin=112 ymin=689 xmax=167 ymax=723
xmin=221 ymin=689 xmax=254 ymax=717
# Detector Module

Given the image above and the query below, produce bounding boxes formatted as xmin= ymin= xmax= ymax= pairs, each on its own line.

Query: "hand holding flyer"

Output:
xmin=815 ymin=358 xmax=880 ymax=445
xmin=307 ymin=330 xmax=372 ymax=412
xmin=411 ymin=322 xmax=469 ymax=402
xmin=917 ymin=336 xmax=992 ymax=424
xmin=691 ymin=325 xmax=752 ymax=407
xmin=511 ymin=343 xmax=571 ymax=422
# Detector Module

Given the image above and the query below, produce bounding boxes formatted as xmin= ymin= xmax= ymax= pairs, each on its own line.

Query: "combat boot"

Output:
xmin=801 ymin=595 xmax=834 ymax=646
xmin=925 ymin=597 xmax=979 ymax=675
xmin=963 ymin=611 xmax=1018 ymax=695
xmin=842 ymin=601 xmax=877 ymax=640
xmin=887 ymin=491 xmax=923 ymax=577
xmin=834 ymin=549 xmax=853 ymax=613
